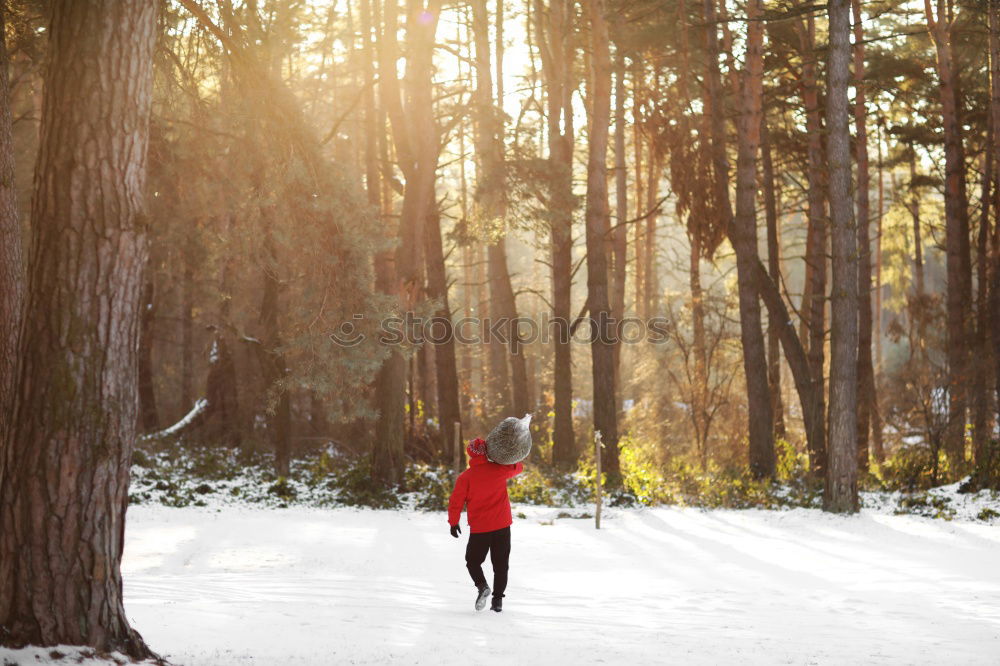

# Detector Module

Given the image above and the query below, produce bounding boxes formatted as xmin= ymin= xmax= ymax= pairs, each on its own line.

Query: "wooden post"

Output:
xmin=595 ymin=430 xmax=603 ymax=529
xmin=454 ymin=420 xmax=463 ymax=474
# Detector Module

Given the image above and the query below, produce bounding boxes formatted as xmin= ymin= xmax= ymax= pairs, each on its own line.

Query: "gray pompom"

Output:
xmin=486 ymin=414 xmax=533 ymax=464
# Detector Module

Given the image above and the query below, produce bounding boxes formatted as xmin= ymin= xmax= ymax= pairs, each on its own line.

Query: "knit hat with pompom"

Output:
xmin=466 ymin=437 xmax=488 ymax=458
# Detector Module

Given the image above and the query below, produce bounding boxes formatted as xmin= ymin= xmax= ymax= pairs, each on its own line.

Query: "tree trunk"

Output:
xmin=852 ymin=0 xmax=875 ymax=472
xmin=472 ymin=0 xmax=526 ymax=421
xmin=825 ymin=0 xmax=860 ymax=513
xmin=212 ymin=214 xmax=242 ymax=446
xmin=549 ymin=123 xmax=575 ymax=463
xmin=257 ymin=230 xmax=291 ymax=478
xmin=926 ymin=0 xmax=973 ymax=472
xmin=702 ymin=0 xmax=732 ymax=229
xmin=486 ymin=243 xmax=513 ymax=415
xmin=418 ymin=341 xmax=436 ymax=424
xmin=416 ymin=6 xmax=460 ymax=457
xmin=205 ymin=327 xmax=241 ymax=446
xmin=871 ymin=120 xmax=885 ymax=464
xmin=0 ymin=1 xmax=21 ymax=450
xmin=909 ymin=153 xmax=926 ymax=334
xmin=612 ymin=47 xmax=628 ymax=412
xmin=540 ymin=0 xmax=576 ymax=466
xmin=634 ymin=120 xmax=645 ymax=319
xmin=373 ymin=0 xmax=442 ymax=484
xmin=490 ymin=241 xmax=531 ymax=417
xmin=583 ymin=0 xmax=620 ymax=484
xmin=974 ymin=152 xmax=992 ymax=477
xmin=690 ymin=232 xmax=710 ymax=469
xmin=362 ymin=0 xmax=405 ymax=479
xmin=181 ymin=236 xmax=194 ymax=414
xmin=138 ymin=279 xmax=159 ymax=432
xmin=799 ymin=11 xmax=828 ymax=478
xmin=754 ymin=260 xmax=822 ymax=463
xmin=990 ymin=0 xmax=1000 ymax=486
xmin=0 ymin=0 xmax=157 ymax=657
xmin=729 ymin=0 xmax=774 ymax=479
xmin=761 ymin=116 xmax=785 ymax=441
xmin=643 ymin=153 xmax=661 ymax=317
xmin=424 ymin=210 xmax=462 ymax=457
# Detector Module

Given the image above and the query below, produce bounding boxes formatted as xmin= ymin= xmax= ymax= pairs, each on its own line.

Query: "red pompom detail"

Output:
xmin=466 ymin=437 xmax=488 ymax=457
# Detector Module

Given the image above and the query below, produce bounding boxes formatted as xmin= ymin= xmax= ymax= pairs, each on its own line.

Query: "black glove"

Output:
xmin=450 ymin=524 xmax=461 ymax=538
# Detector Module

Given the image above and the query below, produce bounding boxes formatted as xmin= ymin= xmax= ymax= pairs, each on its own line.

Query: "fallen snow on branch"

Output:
xmin=140 ymin=399 xmax=208 ymax=442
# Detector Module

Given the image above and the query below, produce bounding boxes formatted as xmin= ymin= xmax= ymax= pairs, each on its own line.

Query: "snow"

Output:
xmin=862 ymin=478 xmax=1000 ymax=522
xmin=5 ymin=504 xmax=995 ymax=665
xmin=0 ymin=645 xmax=140 ymax=665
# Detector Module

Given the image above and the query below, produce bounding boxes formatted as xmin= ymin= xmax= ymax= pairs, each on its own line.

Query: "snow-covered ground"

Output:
xmin=10 ymin=504 xmax=997 ymax=665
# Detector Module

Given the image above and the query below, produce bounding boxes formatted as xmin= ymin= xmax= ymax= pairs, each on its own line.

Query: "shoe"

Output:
xmin=490 ymin=596 xmax=503 ymax=613
xmin=475 ymin=584 xmax=491 ymax=611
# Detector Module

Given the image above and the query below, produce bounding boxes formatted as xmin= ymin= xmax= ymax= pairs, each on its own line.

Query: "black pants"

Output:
xmin=465 ymin=526 xmax=510 ymax=598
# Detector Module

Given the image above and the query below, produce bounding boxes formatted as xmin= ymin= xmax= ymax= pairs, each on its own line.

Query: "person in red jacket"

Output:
xmin=448 ymin=437 xmax=524 ymax=613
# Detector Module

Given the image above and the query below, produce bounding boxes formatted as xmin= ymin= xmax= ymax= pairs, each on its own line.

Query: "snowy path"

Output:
xmin=117 ymin=505 xmax=1000 ymax=665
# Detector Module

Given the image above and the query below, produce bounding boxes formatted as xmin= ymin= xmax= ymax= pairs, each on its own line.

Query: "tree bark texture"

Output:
xmin=730 ymin=0 xmax=775 ymax=479
xmin=535 ymin=0 xmax=576 ymax=465
xmin=583 ymin=0 xmax=620 ymax=483
xmin=925 ymin=0 xmax=972 ymax=471
xmin=798 ymin=11 xmax=828 ymax=478
xmin=0 ymin=0 xmax=157 ymax=657
xmin=0 ymin=0 xmax=21 ymax=453
xmin=852 ymin=0 xmax=875 ymax=471
xmin=373 ymin=0 xmax=443 ymax=484
xmin=825 ymin=0 xmax=860 ymax=513
xmin=761 ymin=117 xmax=785 ymax=441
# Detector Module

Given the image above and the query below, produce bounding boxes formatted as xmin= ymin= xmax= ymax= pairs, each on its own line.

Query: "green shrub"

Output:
xmin=894 ymin=492 xmax=955 ymax=520
xmin=880 ymin=440 xmax=954 ymax=491
xmin=977 ymin=507 xmax=999 ymax=521
xmin=619 ymin=437 xmax=674 ymax=505
xmin=509 ymin=466 xmax=560 ymax=505
xmin=404 ymin=464 xmax=452 ymax=511
xmin=330 ymin=465 xmax=400 ymax=509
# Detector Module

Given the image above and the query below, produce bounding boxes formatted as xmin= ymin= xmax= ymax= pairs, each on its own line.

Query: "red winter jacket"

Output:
xmin=448 ymin=439 xmax=524 ymax=533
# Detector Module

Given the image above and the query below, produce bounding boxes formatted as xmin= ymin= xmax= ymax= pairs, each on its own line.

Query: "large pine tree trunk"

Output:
xmin=486 ymin=244 xmax=513 ymax=414
xmin=852 ymin=0 xmax=875 ymax=471
xmin=697 ymin=0 xmax=728 ymax=465
xmin=371 ymin=0 xmax=403 ymax=486
xmin=0 ymin=0 xmax=157 ymax=656
xmin=730 ymin=0 xmax=774 ymax=479
xmin=545 ymin=6 xmax=576 ymax=465
xmin=974 ymin=151 xmax=992 ymax=477
xmin=583 ymin=0 xmax=620 ymax=484
xmin=925 ymin=0 xmax=973 ymax=472
xmin=689 ymin=232 xmax=711 ymax=469
xmin=754 ymin=260 xmax=822 ymax=459
xmin=472 ymin=0 xmax=527 ymax=421
xmin=761 ymin=117 xmax=786 ymax=440
xmin=373 ymin=0 xmax=442 ymax=484
xmin=488 ymin=240 xmax=531 ymax=417
xmin=612 ymin=48 xmax=628 ymax=412
xmin=643 ymin=154 xmax=661 ymax=317
xmin=423 ymin=210 xmax=462 ymax=457
xmin=708 ymin=0 xmax=821 ymax=473
xmin=256 ymin=230 xmax=292 ymax=478
xmin=0 ymin=1 xmax=22 ymax=449
xmin=825 ymin=0 xmax=860 ymax=513
xmin=798 ymin=11 xmax=828 ymax=478
xmin=989 ymin=0 xmax=1000 ymax=487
